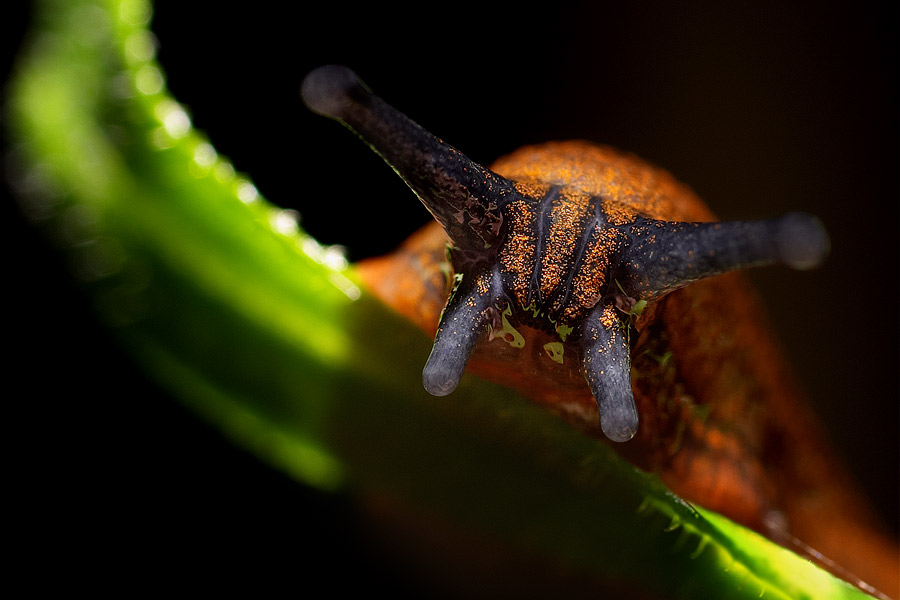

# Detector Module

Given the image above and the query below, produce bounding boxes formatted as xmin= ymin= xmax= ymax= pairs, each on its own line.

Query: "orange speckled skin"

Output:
xmin=357 ymin=141 xmax=898 ymax=595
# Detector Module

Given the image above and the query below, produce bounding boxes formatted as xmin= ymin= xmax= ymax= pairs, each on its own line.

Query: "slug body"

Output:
xmin=303 ymin=66 xmax=897 ymax=594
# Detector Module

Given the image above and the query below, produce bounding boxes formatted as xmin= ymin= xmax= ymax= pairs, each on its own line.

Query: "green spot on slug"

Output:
xmin=631 ymin=298 xmax=647 ymax=317
xmin=543 ymin=341 xmax=565 ymax=364
xmin=555 ymin=323 xmax=573 ymax=342
xmin=492 ymin=304 xmax=525 ymax=348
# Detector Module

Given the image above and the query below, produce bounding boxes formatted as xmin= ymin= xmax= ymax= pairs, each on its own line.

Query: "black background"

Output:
xmin=6 ymin=1 xmax=898 ymax=595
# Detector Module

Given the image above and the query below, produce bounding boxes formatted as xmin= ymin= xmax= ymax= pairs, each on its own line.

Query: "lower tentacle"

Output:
xmin=580 ymin=301 xmax=638 ymax=442
xmin=423 ymin=269 xmax=501 ymax=396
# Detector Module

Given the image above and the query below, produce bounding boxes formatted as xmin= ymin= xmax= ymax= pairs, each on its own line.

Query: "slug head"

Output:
xmin=301 ymin=65 xmax=829 ymax=443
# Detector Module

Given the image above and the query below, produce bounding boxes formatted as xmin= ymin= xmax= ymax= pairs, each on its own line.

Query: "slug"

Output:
xmin=302 ymin=65 xmax=898 ymax=596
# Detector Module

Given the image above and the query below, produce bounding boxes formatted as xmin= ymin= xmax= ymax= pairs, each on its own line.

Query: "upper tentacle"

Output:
xmin=301 ymin=65 xmax=517 ymax=254
xmin=615 ymin=212 xmax=829 ymax=303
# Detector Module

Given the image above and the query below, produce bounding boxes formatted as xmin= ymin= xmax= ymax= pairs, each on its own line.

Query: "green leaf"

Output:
xmin=5 ymin=1 xmax=878 ymax=597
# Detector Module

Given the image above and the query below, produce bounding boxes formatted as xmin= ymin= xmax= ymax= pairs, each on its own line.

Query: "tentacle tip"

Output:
xmin=422 ymin=364 xmax=460 ymax=397
xmin=775 ymin=212 xmax=830 ymax=270
xmin=600 ymin=412 xmax=639 ymax=443
xmin=301 ymin=64 xmax=364 ymax=119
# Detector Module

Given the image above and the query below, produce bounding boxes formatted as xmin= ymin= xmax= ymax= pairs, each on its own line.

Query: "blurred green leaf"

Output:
xmin=5 ymin=1 xmax=878 ymax=597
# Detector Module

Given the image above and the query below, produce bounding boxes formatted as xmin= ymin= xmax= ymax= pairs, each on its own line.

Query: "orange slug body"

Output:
xmin=358 ymin=141 xmax=899 ymax=596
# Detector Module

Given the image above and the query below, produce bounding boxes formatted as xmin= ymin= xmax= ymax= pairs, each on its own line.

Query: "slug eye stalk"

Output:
xmin=301 ymin=65 xmax=830 ymax=443
xmin=301 ymin=64 xmax=513 ymax=255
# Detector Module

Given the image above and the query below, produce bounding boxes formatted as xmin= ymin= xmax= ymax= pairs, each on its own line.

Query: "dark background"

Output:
xmin=6 ymin=0 xmax=898 ymax=594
